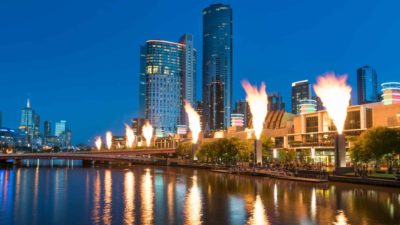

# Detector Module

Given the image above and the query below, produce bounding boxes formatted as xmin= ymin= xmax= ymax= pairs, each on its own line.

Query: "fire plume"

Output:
xmin=106 ymin=131 xmax=112 ymax=150
xmin=184 ymin=100 xmax=201 ymax=144
xmin=142 ymin=121 xmax=153 ymax=147
xmin=313 ymin=73 xmax=351 ymax=134
xmin=125 ymin=124 xmax=135 ymax=148
xmin=95 ymin=136 xmax=102 ymax=150
xmin=241 ymin=80 xmax=269 ymax=140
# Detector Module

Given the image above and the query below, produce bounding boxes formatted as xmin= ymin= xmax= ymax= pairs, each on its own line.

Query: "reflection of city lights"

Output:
xmin=333 ymin=210 xmax=349 ymax=225
xmin=311 ymin=188 xmax=316 ymax=221
xmin=247 ymin=195 xmax=269 ymax=225
xmin=141 ymin=169 xmax=154 ymax=225
xmin=184 ymin=175 xmax=203 ymax=225
xmin=274 ymin=184 xmax=278 ymax=207
xmin=103 ymin=170 xmax=112 ymax=224
xmin=124 ymin=171 xmax=135 ymax=225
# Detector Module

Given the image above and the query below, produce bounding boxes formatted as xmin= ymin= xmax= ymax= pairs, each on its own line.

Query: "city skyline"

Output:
xmin=1 ymin=0 xmax=400 ymax=144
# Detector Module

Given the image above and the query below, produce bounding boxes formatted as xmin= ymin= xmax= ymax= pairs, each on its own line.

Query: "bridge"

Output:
xmin=0 ymin=148 xmax=176 ymax=166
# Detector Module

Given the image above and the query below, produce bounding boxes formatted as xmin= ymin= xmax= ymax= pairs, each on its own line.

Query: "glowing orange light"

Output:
xmin=125 ymin=124 xmax=135 ymax=148
xmin=241 ymin=80 xmax=269 ymax=140
xmin=184 ymin=100 xmax=201 ymax=144
xmin=313 ymin=73 xmax=351 ymax=134
xmin=106 ymin=131 xmax=112 ymax=150
xmin=142 ymin=122 xmax=153 ymax=147
xmin=95 ymin=136 xmax=102 ymax=150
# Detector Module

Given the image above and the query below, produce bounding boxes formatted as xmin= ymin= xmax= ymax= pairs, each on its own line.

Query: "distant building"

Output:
xmin=19 ymin=99 xmax=40 ymax=145
xmin=268 ymin=92 xmax=285 ymax=112
xmin=138 ymin=45 xmax=147 ymax=118
xmin=291 ymin=80 xmax=310 ymax=115
xmin=196 ymin=101 xmax=203 ymax=129
xmin=357 ymin=65 xmax=378 ymax=104
xmin=311 ymin=95 xmax=324 ymax=111
xmin=298 ymin=99 xmax=317 ymax=115
xmin=381 ymin=82 xmax=400 ymax=105
xmin=55 ymin=120 xmax=67 ymax=137
xmin=141 ymin=37 xmax=196 ymax=137
xmin=234 ymin=100 xmax=249 ymax=128
xmin=132 ymin=118 xmax=146 ymax=136
xmin=44 ymin=121 xmax=51 ymax=137
xmin=231 ymin=113 xmax=245 ymax=127
xmin=202 ymin=3 xmax=233 ymax=130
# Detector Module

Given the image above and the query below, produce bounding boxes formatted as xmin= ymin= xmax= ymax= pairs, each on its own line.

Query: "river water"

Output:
xmin=0 ymin=160 xmax=399 ymax=225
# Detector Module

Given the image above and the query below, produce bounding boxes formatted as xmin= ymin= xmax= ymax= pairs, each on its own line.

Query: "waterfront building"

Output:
xmin=381 ymin=82 xmax=400 ymax=105
xmin=202 ymin=3 xmax=233 ymax=130
xmin=0 ymin=128 xmax=16 ymax=146
xmin=141 ymin=36 xmax=196 ymax=137
xmin=268 ymin=92 xmax=285 ymax=112
xmin=357 ymin=65 xmax=378 ymax=104
xmin=291 ymin=80 xmax=310 ymax=115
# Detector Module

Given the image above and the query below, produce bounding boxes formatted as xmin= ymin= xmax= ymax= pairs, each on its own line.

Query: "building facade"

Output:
xmin=141 ymin=37 xmax=196 ymax=137
xmin=291 ymin=80 xmax=310 ymax=115
xmin=19 ymin=99 xmax=40 ymax=145
xmin=202 ymin=3 xmax=233 ymax=130
xmin=357 ymin=65 xmax=378 ymax=104
xmin=268 ymin=92 xmax=285 ymax=112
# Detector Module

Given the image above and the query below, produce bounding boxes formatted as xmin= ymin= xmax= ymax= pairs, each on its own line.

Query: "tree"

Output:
xmin=261 ymin=135 xmax=274 ymax=162
xmin=176 ymin=142 xmax=192 ymax=159
xmin=350 ymin=127 xmax=400 ymax=172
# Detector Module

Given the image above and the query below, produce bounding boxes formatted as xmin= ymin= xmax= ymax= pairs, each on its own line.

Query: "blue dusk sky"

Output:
xmin=1 ymin=0 xmax=400 ymax=144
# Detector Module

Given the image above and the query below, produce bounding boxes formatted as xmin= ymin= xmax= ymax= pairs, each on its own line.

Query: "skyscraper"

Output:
xmin=19 ymin=99 xmax=40 ymax=143
xmin=138 ymin=45 xmax=147 ymax=118
xmin=357 ymin=65 xmax=378 ymax=104
xmin=268 ymin=92 xmax=285 ymax=112
xmin=44 ymin=121 xmax=51 ymax=137
xmin=141 ymin=37 xmax=196 ymax=137
xmin=55 ymin=120 xmax=67 ymax=137
xmin=202 ymin=3 xmax=233 ymax=130
xmin=179 ymin=34 xmax=197 ymax=126
xmin=291 ymin=80 xmax=310 ymax=115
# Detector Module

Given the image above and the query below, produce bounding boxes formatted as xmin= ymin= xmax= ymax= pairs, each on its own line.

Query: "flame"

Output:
xmin=184 ymin=100 xmax=201 ymax=144
xmin=245 ymin=128 xmax=254 ymax=139
xmin=142 ymin=121 xmax=153 ymax=147
xmin=106 ymin=131 xmax=112 ymax=150
xmin=313 ymin=73 xmax=351 ymax=134
xmin=95 ymin=136 xmax=102 ymax=150
xmin=125 ymin=124 xmax=135 ymax=148
xmin=241 ymin=80 xmax=269 ymax=140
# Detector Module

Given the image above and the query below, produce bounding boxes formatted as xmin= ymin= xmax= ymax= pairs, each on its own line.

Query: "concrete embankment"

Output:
xmin=329 ymin=175 xmax=400 ymax=188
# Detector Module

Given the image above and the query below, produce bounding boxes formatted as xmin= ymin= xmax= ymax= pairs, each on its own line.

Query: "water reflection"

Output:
xmin=103 ymin=170 xmax=112 ymax=225
xmin=184 ymin=175 xmax=202 ymax=225
xmin=92 ymin=171 xmax=101 ymax=224
xmin=141 ymin=169 xmax=154 ymax=225
xmin=247 ymin=195 xmax=269 ymax=225
xmin=311 ymin=188 xmax=316 ymax=221
xmin=124 ymin=171 xmax=135 ymax=225
xmin=333 ymin=210 xmax=350 ymax=225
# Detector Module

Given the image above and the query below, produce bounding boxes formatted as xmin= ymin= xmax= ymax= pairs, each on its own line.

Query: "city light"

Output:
xmin=273 ymin=148 xmax=277 ymax=159
xmin=106 ymin=131 xmax=112 ymax=150
xmin=95 ymin=136 xmax=102 ymax=151
xmin=313 ymin=73 xmax=351 ymax=134
xmin=184 ymin=100 xmax=201 ymax=144
xmin=125 ymin=124 xmax=135 ymax=148
xmin=241 ymin=80 xmax=268 ymax=140
xmin=142 ymin=122 xmax=153 ymax=147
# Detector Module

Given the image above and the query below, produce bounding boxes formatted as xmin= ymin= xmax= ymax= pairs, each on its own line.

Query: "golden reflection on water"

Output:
xmin=333 ymin=210 xmax=350 ymax=225
xmin=141 ymin=169 xmax=154 ymax=225
xmin=184 ymin=175 xmax=202 ymax=225
xmin=103 ymin=170 xmax=112 ymax=225
xmin=167 ymin=179 xmax=174 ymax=224
xmin=92 ymin=171 xmax=101 ymax=224
xmin=247 ymin=195 xmax=269 ymax=225
xmin=311 ymin=188 xmax=316 ymax=221
xmin=124 ymin=171 xmax=135 ymax=225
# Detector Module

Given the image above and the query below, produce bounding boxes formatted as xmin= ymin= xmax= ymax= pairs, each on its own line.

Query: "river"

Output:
xmin=0 ymin=160 xmax=399 ymax=225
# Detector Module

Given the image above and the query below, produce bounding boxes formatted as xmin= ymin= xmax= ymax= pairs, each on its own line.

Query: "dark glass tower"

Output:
xmin=357 ymin=65 xmax=378 ymax=104
xmin=202 ymin=4 xmax=232 ymax=130
xmin=291 ymin=80 xmax=310 ymax=115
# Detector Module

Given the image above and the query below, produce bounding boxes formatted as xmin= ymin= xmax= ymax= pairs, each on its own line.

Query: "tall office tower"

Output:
xmin=179 ymin=34 xmax=197 ymax=126
xmin=142 ymin=38 xmax=196 ymax=137
xmin=55 ymin=120 xmax=67 ymax=137
xmin=19 ymin=99 xmax=40 ymax=143
xmin=66 ymin=128 xmax=72 ymax=146
xmin=203 ymin=3 xmax=233 ymax=130
xmin=357 ymin=65 xmax=378 ymax=104
xmin=234 ymin=100 xmax=249 ymax=128
xmin=44 ymin=121 xmax=51 ymax=137
xmin=138 ymin=45 xmax=147 ymax=118
xmin=291 ymin=80 xmax=310 ymax=115
xmin=268 ymin=92 xmax=285 ymax=111
xmin=196 ymin=100 xmax=203 ymax=129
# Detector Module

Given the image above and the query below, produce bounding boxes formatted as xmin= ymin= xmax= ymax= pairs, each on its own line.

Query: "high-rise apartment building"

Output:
xmin=291 ymin=80 xmax=310 ymax=115
xmin=357 ymin=65 xmax=378 ymax=104
xmin=268 ymin=92 xmax=285 ymax=112
xmin=141 ymin=36 xmax=196 ymax=137
xmin=138 ymin=46 xmax=147 ymax=118
xmin=202 ymin=3 xmax=233 ymax=130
